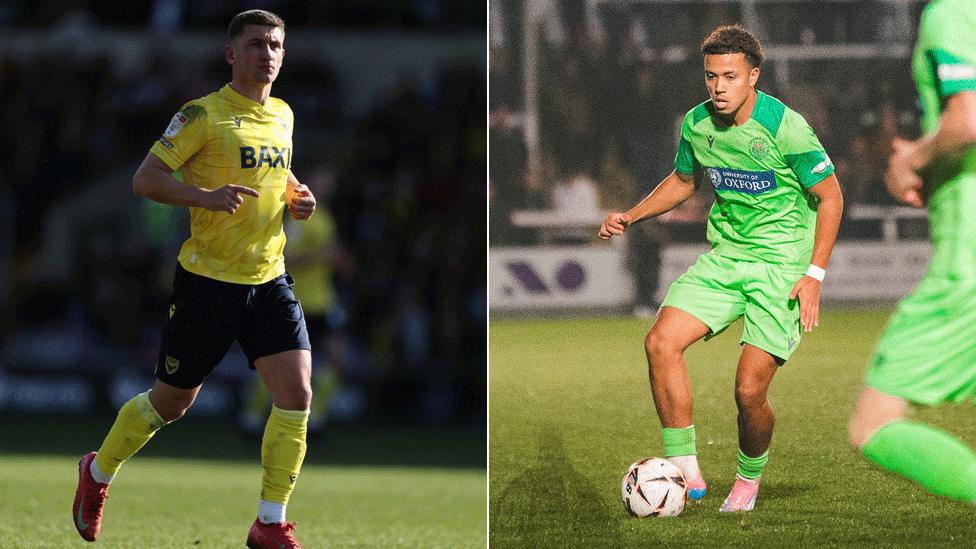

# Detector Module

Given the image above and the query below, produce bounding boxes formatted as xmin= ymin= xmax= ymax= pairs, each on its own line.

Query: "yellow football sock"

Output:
xmin=261 ymin=406 xmax=309 ymax=505
xmin=94 ymin=391 xmax=167 ymax=476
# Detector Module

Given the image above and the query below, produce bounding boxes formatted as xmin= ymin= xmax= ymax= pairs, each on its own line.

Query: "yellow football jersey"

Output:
xmin=149 ymin=84 xmax=294 ymax=284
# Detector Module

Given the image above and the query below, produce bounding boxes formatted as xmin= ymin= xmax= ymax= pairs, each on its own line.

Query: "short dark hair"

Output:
xmin=701 ymin=24 xmax=763 ymax=68
xmin=228 ymin=9 xmax=285 ymax=41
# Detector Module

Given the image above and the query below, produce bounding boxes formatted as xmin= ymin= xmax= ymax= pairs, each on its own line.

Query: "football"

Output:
xmin=620 ymin=457 xmax=687 ymax=517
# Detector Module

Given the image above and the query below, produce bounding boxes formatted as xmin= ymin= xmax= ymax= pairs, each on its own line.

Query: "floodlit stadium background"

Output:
xmin=487 ymin=3 xmax=976 ymax=547
xmin=0 ymin=3 xmax=486 ymax=429
xmin=489 ymin=0 xmax=930 ymax=314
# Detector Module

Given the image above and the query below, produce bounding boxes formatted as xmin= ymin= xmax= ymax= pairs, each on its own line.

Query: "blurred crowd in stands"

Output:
xmin=0 ymin=0 xmax=483 ymax=31
xmin=0 ymin=7 xmax=485 ymax=424
xmin=490 ymin=0 xmax=928 ymax=247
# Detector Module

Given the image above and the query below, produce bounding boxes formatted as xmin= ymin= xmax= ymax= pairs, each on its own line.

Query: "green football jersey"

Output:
xmin=674 ymin=91 xmax=834 ymax=269
xmin=912 ymin=0 xmax=976 ymax=279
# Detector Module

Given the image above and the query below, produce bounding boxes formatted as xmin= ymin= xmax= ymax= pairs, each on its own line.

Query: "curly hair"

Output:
xmin=701 ymin=24 xmax=764 ymax=68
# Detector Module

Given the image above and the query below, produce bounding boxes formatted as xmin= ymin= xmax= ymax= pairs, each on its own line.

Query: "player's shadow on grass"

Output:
xmin=752 ymin=481 xmax=813 ymax=502
xmin=492 ymin=427 xmax=620 ymax=548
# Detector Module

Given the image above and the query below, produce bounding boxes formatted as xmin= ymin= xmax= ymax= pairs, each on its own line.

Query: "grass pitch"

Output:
xmin=490 ymin=311 xmax=975 ymax=548
xmin=1 ymin=417 xmax=485 ymax=548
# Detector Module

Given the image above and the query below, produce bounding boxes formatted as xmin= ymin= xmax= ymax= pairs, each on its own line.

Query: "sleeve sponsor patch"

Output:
xmin=164 ymin=112 xmax=189 ymax=138
xmin=784 ymin=149 xmax=834 ymax=187
xmin=162 ymin=104 xmax=205 ymax=138
xmin=928 ymin=49 xmax=976 ymax=97
xmin=157 ymin=136 xmax=174 ymax=149
xmin=938 ymin=62 xmax=976 ymax=82
xmin=812 ymin=155 xmax=832 ymax=174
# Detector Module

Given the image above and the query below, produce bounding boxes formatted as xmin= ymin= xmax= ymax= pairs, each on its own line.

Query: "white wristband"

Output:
xmin=806 ymin=264 xmax=826 ymax=282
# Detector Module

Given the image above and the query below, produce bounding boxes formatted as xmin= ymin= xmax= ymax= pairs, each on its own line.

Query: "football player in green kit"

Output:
xmin=848 ymin=0 xmax=976 ymax=503
xmin=599 ymin=25 xmax=843 ymax=512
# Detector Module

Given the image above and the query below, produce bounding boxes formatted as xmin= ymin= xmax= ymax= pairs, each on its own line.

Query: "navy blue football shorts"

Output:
xmin=155 ymin=264 xmax=311 ymax=389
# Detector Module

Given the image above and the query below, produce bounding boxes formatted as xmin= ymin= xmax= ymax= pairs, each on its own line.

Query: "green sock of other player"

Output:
xmin=862 ymin=420 xmax=976 ymax=502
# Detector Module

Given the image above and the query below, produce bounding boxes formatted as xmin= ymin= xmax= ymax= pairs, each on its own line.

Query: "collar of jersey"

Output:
xmin=710 ymin=90 xmax=768 ymax=128
xmin=220 ymin=83 xmax=270 ymax=112
xmin=750 ymin=90 xmax=772 ymax=123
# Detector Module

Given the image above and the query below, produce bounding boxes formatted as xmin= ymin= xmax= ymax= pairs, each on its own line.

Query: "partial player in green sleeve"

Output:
xmin=848 ymin=0 xmax=976 ymax=504
xmin=599 ymin=25 xmax=844 ymax=512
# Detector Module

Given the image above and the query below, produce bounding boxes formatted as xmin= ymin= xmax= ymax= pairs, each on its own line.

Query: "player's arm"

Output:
xmin=598 ymin=170 xmax=695 ymax=239
xmin=807 ymin=174 xmax=843 ymax=271
xmin=285 ymin=170 xmax=316 ymax=220
xmin=886 ymin=91 xmax=976 ymax=207
xmin=789 ymin=173 xmax=843 ymax=332
xmin=132 ymin=152 xmax=260 ymax=213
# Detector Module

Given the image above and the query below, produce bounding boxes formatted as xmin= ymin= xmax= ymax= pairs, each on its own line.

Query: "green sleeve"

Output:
xmin=674 ymin=113 xmax=696 ymax=175
xmin=921 ymin=1 xmax=976 ymax=99
xmin=779 ymin=110 xmax=834 ymax=188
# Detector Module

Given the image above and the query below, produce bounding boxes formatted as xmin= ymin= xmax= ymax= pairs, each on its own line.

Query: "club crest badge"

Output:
xmin=706 ymin=167 xmax=722 ymax=188
xmin=749 ymin=136 xmax=770 ymax=161
xmin=165 ymin=356 xmax=180 ymax=375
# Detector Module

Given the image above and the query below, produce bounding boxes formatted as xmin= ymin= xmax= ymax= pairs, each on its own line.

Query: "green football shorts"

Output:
xmin=661 ymin=252 xmax=804 ymax=361
xmin=866 ymin=274 xmax=976 ymax=405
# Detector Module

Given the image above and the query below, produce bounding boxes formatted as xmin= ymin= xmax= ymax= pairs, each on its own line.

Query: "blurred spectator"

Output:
xmin=627 ymin=219 xmax=667 ymax=318
xmin=0 ymin=184 xmax=12 ymax=320
xmin=240 ymin=165 xmax=356 ymax=435
xmin=489 ymin=105 xmax=532 ymax=244
xmin=551 ymin=172 xmax=600 ymax=244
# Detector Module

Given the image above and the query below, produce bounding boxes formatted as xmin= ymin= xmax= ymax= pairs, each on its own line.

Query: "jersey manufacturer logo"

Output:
xmin=705 ymin=167 xmax=777 ymax=195
xmin=707 ymin=135 xmax=715 ymax=148
xmin=240 ymin=146 xmax=291 ymax=169
xmin=165 ymin=356 xmax=180 ymax=375
xmin=787 ymin=336 xmax=797 ymax=350
xmin=748 ymin=136 xmax=771 ymax=161
xmin=232 ymin=116 xmax=242 ymax=127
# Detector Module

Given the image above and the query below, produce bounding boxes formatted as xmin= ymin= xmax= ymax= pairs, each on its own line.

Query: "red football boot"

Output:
xmin=246 ymin=519 xmax=303 ymax=549
xmin=72 ymin=452 xmax=110 ymax=541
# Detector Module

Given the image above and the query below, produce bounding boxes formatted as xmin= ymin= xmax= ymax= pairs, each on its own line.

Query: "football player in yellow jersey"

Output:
xmin=73 ymin=10 xmax=313 ymax=549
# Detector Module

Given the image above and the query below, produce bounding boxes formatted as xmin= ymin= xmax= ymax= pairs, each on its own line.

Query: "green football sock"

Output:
xmin=662 ymin=425 xmax=696 ymax=457
xmin=862 ymin=420 xmax=976 ymax=502
xmin=736 ymin=449 xmax=768 ymax=480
